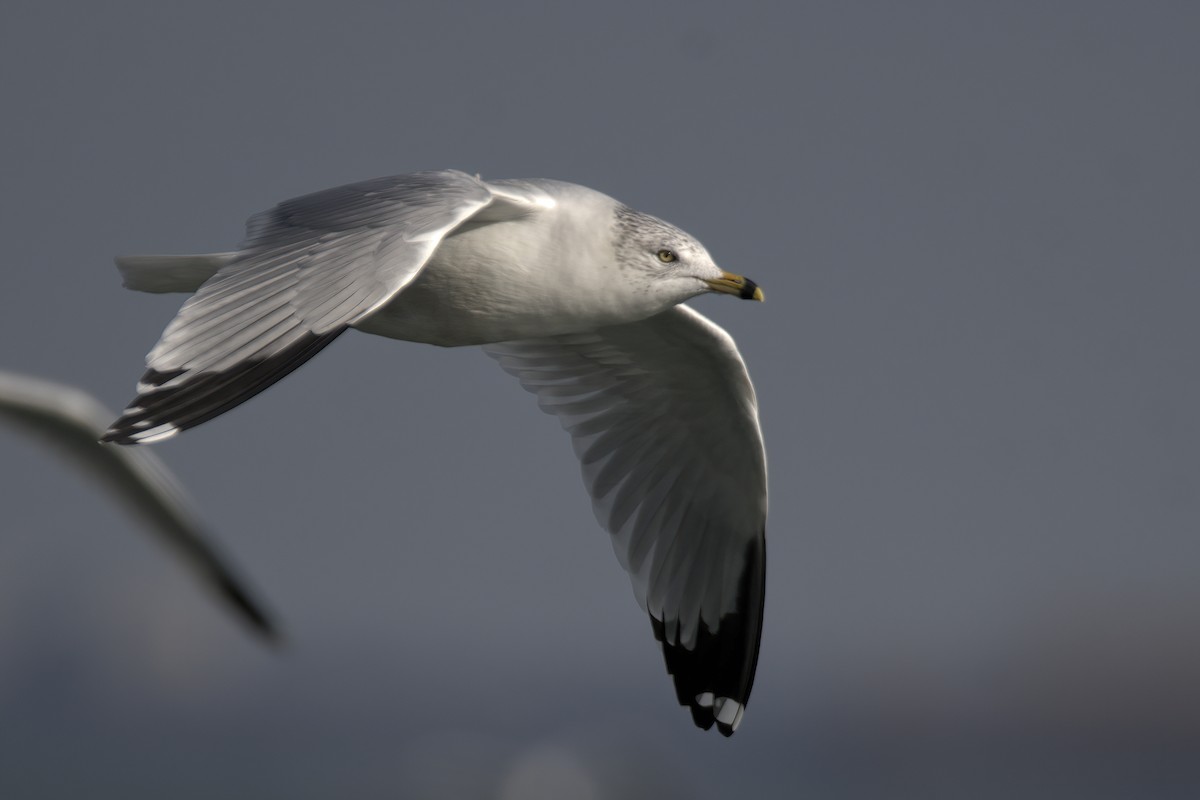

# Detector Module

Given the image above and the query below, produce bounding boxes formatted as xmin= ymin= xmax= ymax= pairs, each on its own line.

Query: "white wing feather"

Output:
xmin=484 ymin=305 xmax=767 ymax=734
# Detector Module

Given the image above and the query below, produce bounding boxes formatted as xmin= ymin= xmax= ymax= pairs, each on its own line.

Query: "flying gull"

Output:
xmin=103 ymin=170 xmax=766 ymax=735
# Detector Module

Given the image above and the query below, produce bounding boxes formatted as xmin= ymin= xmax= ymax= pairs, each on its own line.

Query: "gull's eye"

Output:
xmin=656 ymin=249 xmax=678 ymax=263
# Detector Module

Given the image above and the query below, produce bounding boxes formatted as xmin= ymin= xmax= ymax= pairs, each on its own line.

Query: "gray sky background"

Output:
xmin=1 ymin=3 xmax=1197 ymax=798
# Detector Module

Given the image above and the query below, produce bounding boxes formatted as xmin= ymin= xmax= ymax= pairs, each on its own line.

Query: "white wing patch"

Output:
xmin=484 ymin=305 xmax=767 ymax=735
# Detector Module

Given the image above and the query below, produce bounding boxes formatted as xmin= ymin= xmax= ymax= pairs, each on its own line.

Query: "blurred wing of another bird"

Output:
xmin=0 ymin=369 xmax=277 ymax=639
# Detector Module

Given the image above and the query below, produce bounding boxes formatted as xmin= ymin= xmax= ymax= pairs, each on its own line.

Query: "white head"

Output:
xmin=611 ymin=205 xmax=763 ymax=310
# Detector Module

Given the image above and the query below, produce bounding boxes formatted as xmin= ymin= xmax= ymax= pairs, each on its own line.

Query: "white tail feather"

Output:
xmin=115 ymin=253 xmax=235 ymax=293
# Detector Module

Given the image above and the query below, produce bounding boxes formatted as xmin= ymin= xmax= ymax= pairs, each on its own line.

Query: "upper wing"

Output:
xmin=104 ymin=170 xmax=535 ymax=444
xmin=483 ymin=305 xmax=767 ymax=735
xmin=0 ymin=370 xmax=276 ymax=638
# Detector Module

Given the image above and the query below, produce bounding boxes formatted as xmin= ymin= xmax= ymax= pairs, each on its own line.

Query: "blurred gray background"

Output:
xmin=1 ymin=2 xmax=1197 ymax=797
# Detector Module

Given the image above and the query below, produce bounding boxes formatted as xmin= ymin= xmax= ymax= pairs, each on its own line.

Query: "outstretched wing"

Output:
xmin=104 ymin=170 xmax=528 ymax=444
xmin=484 ymin=305 xmax=767 ymax=736
xmin=0 ymin=370 xmax=276 ymax=638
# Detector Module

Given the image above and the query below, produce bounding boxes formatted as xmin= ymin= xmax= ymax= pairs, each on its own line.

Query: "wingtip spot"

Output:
xmin=129 ymin=422 xmax=180 ymax=443
xmin=713 ymin=697 xmax=743 ymax=727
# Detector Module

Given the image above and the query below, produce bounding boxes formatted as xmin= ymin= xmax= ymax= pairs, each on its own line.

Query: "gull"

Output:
xmin=0 ymin=370 xmax=276 ymax=639
xmin=103 ymin=170 xmax=767 ymax=735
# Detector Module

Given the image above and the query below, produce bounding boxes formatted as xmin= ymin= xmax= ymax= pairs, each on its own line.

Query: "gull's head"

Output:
xmin=612 ymin=206 xmax=763 ymax=311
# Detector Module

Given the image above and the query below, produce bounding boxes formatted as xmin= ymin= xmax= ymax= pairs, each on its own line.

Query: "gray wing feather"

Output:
xmin=483 ymin=305 xmax=767 ymax=735
xmin=0 ymin=370 xmax=276 ymax=638
xmin=105 ymin=170 xmax=503 ymax=443
xmin=152 ymin=170 xmax=491 ymax=364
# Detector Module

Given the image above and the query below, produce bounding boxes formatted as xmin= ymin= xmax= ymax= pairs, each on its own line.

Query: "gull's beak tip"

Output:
xmin=707 ymin=272 xmax=765 ymax=302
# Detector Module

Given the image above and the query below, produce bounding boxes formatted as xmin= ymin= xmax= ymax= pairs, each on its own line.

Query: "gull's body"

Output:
xmin=0 ymin=370 xmax=275 ymax=638
xmin=106 ymin=170 xmax=767 ymax=735
xmin=361 ymin=180 xmax=668 ymax=346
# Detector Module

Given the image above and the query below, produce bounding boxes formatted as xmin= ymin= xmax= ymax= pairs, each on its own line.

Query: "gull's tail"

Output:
xmin=116 ymin=253 xmax=234 ymax=294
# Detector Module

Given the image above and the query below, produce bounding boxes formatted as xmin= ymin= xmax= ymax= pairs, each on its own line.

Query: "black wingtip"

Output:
xmin=651 ymin=534 xmax=766 ymax=736
xmin=103 ymin=329 xmax=345 ymax=444
xmin=688 ymin=704 xmax=715 ymax=730
xmin=99 ymin=427 xmax=139 ymax=445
